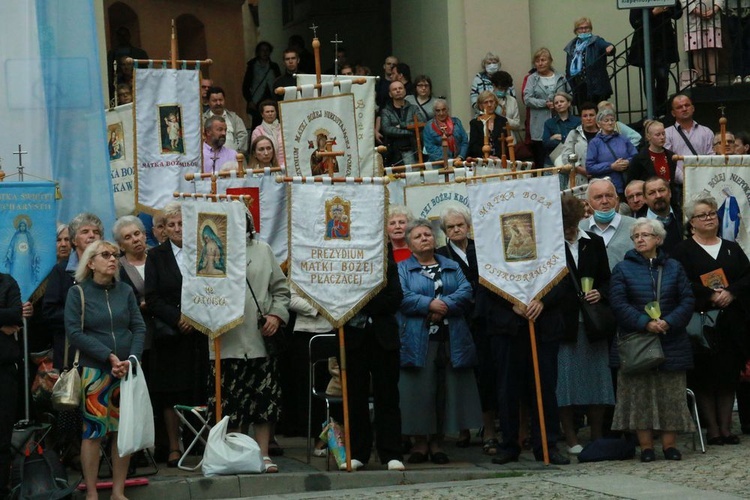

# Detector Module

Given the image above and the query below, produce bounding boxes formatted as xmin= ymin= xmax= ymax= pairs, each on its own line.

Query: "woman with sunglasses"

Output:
xmin=65 ymin=240 xmax=146 ymax=500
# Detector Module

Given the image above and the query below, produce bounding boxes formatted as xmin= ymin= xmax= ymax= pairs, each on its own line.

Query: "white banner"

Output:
xmin=684 ymin=155 xmax=750 ymax=252
xmin=297 ymin=74 xmax=377 ymax=176
xmin=468 ymin=175 xmax=567 ymax=306
xmin=180 ymin=200 xmax=246 ymax=339
xmin=134 ymin=68 xmax=202 ymax=212
xmin=106 ymin=103 xmax=135 ymax=217
xmin=289 ymin=180 xmax=387 ymax=327
xmin=279 ymin=94 xmax=360 ymax=177
xmin=404 ymin=180 xmax=470 ymax=246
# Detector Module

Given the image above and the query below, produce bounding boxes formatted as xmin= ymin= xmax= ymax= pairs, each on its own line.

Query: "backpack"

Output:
xmin=9 ymin=442 xmax=78 ymax=500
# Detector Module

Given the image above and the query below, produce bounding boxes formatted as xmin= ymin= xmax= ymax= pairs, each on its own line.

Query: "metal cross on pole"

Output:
xmin=309 ymin=22 xmax=319 ymax=38
xmin=13 ymin=144 xmax=27 ymax=181
xmin=330 ymin=34 xmax=343 ymax=76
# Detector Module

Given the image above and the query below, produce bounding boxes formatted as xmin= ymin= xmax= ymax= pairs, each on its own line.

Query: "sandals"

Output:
xmin=482 ymin=438 xmax=499 ymax=456
xmin=263 ymin=456 xmax=278 ymax=473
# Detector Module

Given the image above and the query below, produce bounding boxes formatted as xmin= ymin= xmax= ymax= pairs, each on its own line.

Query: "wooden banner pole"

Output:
xmin=337 ymin=325 xmax=353 ymax=472
xmin=170 ymin=19 xmax=178 ymax=70
xmin=528 ymin=319 xmax=549 ymax=465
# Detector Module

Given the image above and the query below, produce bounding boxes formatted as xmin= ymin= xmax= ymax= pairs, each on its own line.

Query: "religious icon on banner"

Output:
xmin=158 ymin=104 xmax=185 ymax=154
xmin=4 ymin=215 xmax=40 ymax=286
xmin=197 ymin=213 xmax=227 ymax=277
xmin=108 ymin=123 xmax=125 ymax=161
xmin=310 ymin=129 xmax=340 ymax=176
xmin=324 ymin=196 xmax=351 ymax=240
xmin=501 ymin=212 xmax=536 ymax=262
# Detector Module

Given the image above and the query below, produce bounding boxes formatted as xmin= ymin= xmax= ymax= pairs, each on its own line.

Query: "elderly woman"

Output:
xmin=422 ymin=99 xmax=469 ymax=162
xmin=398 ymin=220 xmax=481 ymax=465
xmin=405 ymin=75 xmax=436 ymax=122
xmin=542 ymin=91 xmax=581 ymax=166
xmin=145 ymin=202 xmax=208 ymax=467
xmin=470 ymin=52 xmax=502 ymax=114
xmin=564 ymin=17 xmax=615 ymax=106
xmin=250 ymin=100 xmax=285 ymax=168
xmin=65 ymin=240 xmax=145 ymax=499
xmin=387 ymin=205 xmax=414 ymax=263
xmin=56 ymin=224 xmax=71 ymax=263
xmin=586 ymin=108 xmax=638 ymax=197
xmin=672 ymin=197 xmax=750 ymax=445
xmin=558 ymin=195 xmax=614 ymax=455
xmin=468 ymin=90 xmax=509 ymax=159
xmin=524 ymin=48 xmax=568 ymax=169
xmin=609 ymin=218 xmax=695 ymax=462
xmin=206 ymin=212 xmax=289 ymax=473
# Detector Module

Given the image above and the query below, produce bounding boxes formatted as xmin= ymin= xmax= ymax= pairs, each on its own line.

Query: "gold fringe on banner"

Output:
xmin=478 ymin=266 xmax=568 ymax=309
xmin=180 ymin=313 xmax=246 ymax=341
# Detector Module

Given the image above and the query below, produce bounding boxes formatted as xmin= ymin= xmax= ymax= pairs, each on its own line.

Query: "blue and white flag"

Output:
xmin=0 ymin=182 xmax=58 ymax=302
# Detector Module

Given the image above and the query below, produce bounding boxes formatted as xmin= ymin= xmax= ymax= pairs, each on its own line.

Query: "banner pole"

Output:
xmin=528 ymin=318 xmax=549 ymax=465
xmin=214 ymin=339 xmax=222 ymax=422
xmin=337 ymin=325 xmax=352 ymax=471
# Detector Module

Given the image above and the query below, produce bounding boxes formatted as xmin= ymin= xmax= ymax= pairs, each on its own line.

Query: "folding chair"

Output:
xmin=307 ymin=333 xmax=342 ymax=470
xmin=686 ymin=388 xmax=705 ymax=453
xmin=173 ymin=405 xmax=211 ymax=471
xmin=98 ymin=439 xmax=158 ymax=478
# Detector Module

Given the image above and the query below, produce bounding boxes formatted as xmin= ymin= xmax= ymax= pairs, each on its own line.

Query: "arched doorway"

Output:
xmin=176 ymin=14 xmax=208 ymax=76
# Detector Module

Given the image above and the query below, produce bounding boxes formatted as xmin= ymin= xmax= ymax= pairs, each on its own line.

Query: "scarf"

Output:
xmin=431 ymin=117 xmax=457 ymax=156
xmin=260 ymin=119 xmax=280 ymax=152
xmin=569 ymin=37 xmax=592 ymax=77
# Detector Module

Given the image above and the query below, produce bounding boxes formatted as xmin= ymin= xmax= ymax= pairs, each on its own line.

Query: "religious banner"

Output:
xmin=106 ymin=103 xmax=135 ymax=217
xmin=0 ymin=182 xmax=57 ymax=301
xmin=134 ymin=68 xmax=202 ymax=213
xmin=297 ymin=74 xmax=377 ymax=175
xmin=404 ymin=172 xmax=471 ymax=246
xmin=279 ymin=94 xmax=360 ymax=177
xmin=180 ymin=200 xmax=246 ymax=338
xmin=288 ymin=180 xmax=387 ymax=327
xmin=684 ymin=155 xmax=750 ymax=251
xmin=468 ymin=175 xmax=567 ymax=306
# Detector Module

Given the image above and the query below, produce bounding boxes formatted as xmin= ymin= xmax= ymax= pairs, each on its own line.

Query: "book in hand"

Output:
xmin=700 ymin=268 xmax=728 ymax=290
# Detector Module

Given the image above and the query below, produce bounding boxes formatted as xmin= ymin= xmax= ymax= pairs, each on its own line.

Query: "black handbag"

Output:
xmin=567 ymin=255 xmax=616 ymax=342
xmin=152 ymin=315 xmax=179 ymax=339
xmin=617 ymin=267 xmax=666 ymax=375
xmin=245 ymin=277 xmax=289 ymax=356
xmin=686 ymin=309 xmax=721 ymax=355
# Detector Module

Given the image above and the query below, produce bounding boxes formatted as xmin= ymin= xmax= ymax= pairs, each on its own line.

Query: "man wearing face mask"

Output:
xmin=579 ymin=178 xmax=636 ymax=270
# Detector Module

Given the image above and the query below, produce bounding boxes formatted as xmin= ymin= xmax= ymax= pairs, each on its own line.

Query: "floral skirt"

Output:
xmin=612 ymin=370 xmax=695 ymax=432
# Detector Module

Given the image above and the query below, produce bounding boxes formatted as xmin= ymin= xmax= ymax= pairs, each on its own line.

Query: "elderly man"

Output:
xmin=274 ymin=48 xmax=299 ymax=99
xmin=643 ymin=176 xmax=683 ymax=253
xmin=380 ymin=81 xmax=417 ymax=167
xmin=203 ymin=86 xmax=248 ymax=156
xmin=203 ymin=116 xmax=238 ymax=173
xmin=622 ymin=179 xmax=646 ymax=217
xmin=665 ymin=94 xmax=714 ymax=195
xmin=579 ymin=178 xmax=636 ymax=270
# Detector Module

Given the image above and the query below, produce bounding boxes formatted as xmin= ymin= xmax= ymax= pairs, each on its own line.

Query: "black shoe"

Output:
xmin=640 ymin=448 xmax=656 ymax=462
xmin=722 ymin=434 xmax=740 ymax=445
xmin=407 ymin=451 xmax=428 ymax=464
xmin=663 ymin=447 xmax=681 ymax=461
xmin=430 ymin=451 xmax=450 ymax=464
xmin=536 ymin=450 xmax=570 ymax=465
xmin=491 ymin=448 xmax=520 ymax=465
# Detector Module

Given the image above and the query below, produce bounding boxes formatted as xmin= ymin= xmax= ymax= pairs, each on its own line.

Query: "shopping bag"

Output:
xmin=319 ymin=418 xmax=346 ymax=469
xmin=117 ymin=356 xmax=155 ymax=457
xmin=202 ymin=416 xmax=263 ymax=476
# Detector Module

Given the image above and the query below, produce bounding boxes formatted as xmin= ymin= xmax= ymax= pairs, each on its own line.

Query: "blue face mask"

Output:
xmin=593 ymin=208 xmax=616 ymax=224
xmin=578 ymin=32 xmax=592 ymax=40
xmin=495 ymin=90 xmax=506 ymax=98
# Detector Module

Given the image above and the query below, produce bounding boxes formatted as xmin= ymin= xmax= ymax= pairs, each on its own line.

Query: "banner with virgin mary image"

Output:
xmin=180 ymin=199 xmax=246 ymax=339
xmin=0 ymin=182 xmax=57 ymax=301
xmin=288 ymin=179 xmax=387 ymax=327
xmin=106 ymin=103 xmax=135 ymax=217
xmin=467 ymin=174 xmax=567 ymax=307
xmin=134 ymin=68 xmax=202 ymax=213
xmin=683 ymin=155 xmax=750 ymax=253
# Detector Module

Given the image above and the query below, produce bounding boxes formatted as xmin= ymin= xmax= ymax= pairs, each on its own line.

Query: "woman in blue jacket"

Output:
xmin=398 ymin=219 xmax=480 ymax=465
xmin=586 ymin=108 xmax=638 ymax=197
xmin=423 ymin=99 xmax=469 ymax=162
xmin=609 ymin=218 xmax=695 ymax=462
xmin=564 ymin=17 xmax=615 ymax=106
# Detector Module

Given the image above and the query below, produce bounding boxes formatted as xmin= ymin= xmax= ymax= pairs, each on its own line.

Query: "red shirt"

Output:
xmin=649 ymin=150 xmax=670 ymax=181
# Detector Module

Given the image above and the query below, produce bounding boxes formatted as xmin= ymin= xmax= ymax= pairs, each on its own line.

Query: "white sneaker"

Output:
xmin=387 ymin=459 xmax=405 ymax=471
xmin=567 ymin=444 xmax=584 ymax=455
xmin=733 ymin=75 xmax=743 ymax=85
xmin=312 ymin=447 xmax=328 ymax=457
xmin=339 ymin=458 xmax=364 ymax=471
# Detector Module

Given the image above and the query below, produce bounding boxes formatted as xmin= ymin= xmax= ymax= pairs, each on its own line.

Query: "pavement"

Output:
xmin=70 ymin=420 xmax=750 ymax=500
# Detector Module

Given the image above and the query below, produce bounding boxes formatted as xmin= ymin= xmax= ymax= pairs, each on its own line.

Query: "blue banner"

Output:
xmin=0 ymin=182 xmax=58 ymax=302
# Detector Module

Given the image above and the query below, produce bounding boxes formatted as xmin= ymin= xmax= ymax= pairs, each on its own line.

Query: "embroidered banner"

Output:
xmin=279 ymin=94 xmax=360 ymax=177
xmin=0 ymin=182 xmax=57 ymax=301
xmin=106 ymin=103 xmax=135 ymax=217
xmin=180 ymin=200 xmax=246 ymax=338
xmin=684 ymin=155 xmax=750 ymax=252
xmin=288 ymin=180 xmax=387 ymax=327
xmin=403 ymin=171 xmax=471 ymax=246
xmin=134 ymin=68 xmax=202 ymax=213
xmin=468 ymin=175 xmax=567 ymax=306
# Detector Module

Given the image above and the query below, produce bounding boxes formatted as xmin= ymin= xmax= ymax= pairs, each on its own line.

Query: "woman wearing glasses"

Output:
xmin=65 ymin=240 xmax=146 ymax=499
xmin=609 ymin=218 xmax=695 ymax=462
xmin=672 ymin=197 xmax=750 ymax=446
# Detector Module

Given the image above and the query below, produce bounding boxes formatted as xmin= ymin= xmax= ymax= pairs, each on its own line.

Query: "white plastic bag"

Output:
xmin=117 ymin=356 xmax=155 ymax=457
xmin=202 ymin=416 xmax=263 ymax=476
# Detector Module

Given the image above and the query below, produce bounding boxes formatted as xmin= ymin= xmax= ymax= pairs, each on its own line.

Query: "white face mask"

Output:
xmin=485 ymin=63 xmax=499 ymax=74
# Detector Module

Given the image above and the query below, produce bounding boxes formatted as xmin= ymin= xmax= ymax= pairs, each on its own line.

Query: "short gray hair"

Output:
xmin=683 ymin=195 xmax=718 ymax=221
xmin=405 ymin=218 xmax=433 ymax=244
xmin=204 ymin=115 xmax=226 ymax=130
xmin=68 ymin=212 xmax=103 ymax=248
xmin=631 ymin=217 xmax=666 ymax=243
xmin=162 ymin=201 xmax=182 ymax=220
xmin=440 ymin=205 xmax=472 ymax=232
xmin=112 ymin=215 xmax=145 ymax=243
xmin=586 ymin=178 xmax=617 ymax=201
xmin=433 ymin=98 xmax=449 ymax=112
xmin=56 ymin=223 xmax=68 ymax=237
xmin=74 ymin=240 xmax=120 ymax=283
xmin=388 ymin=204 xmax=413 ymax=222
xmin=596 ymin=108 xmax=615 ymax=123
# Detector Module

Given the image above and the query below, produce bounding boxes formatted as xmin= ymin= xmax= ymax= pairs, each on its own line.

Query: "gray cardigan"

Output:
xmin=64 ymin=280 xmax=146 ymax=371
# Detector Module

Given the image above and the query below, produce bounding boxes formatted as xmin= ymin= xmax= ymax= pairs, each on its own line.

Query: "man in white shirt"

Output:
xmin=665 ymin=94 xmax=714 ymax=186
xmin=579 ymin=178 xmax=635 ymax=270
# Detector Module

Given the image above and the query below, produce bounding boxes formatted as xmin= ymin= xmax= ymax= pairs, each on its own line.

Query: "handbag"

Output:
xmin=245 ymin=277 xmax=289 ymax=356
xmin=202 ymin=416 xmax=263 ymax=476
xmin=51 ymin=287 xmax=82 ymax=411
xmin=617 ymin=267 xmax=665 ymax=375
xmin=686 ymin=309 xmax=720 ymax=354
xmin=117 ymin=356 xmax=155 ymax=457
xmin=566 ymin=249 xmax=616 ymax=342
xmin=151 ymin=315 xmax=179 ymax=339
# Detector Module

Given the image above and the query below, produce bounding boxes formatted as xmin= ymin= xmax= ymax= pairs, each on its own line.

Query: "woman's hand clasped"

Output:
xmin=261 ymin=315 xmax=281 ymax=337
xmin=584 ymin=289 xmax=601 ymax=304
xmin=109 ymin=353 xmax=130 ymax=379
xmin=645 ymin=319 xmax=669 ymax=334
xmin=711 ymin=289 xmax=734 ymax=309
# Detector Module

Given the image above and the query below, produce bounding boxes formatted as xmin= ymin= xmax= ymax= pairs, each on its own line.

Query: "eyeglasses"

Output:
xmin=95 ymin=251 xmax=120 ymax=260
xmin=630 ymin=233 xmax=656 ymax=241
xmin=691 ymin=211 xmax=718 ymax=221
